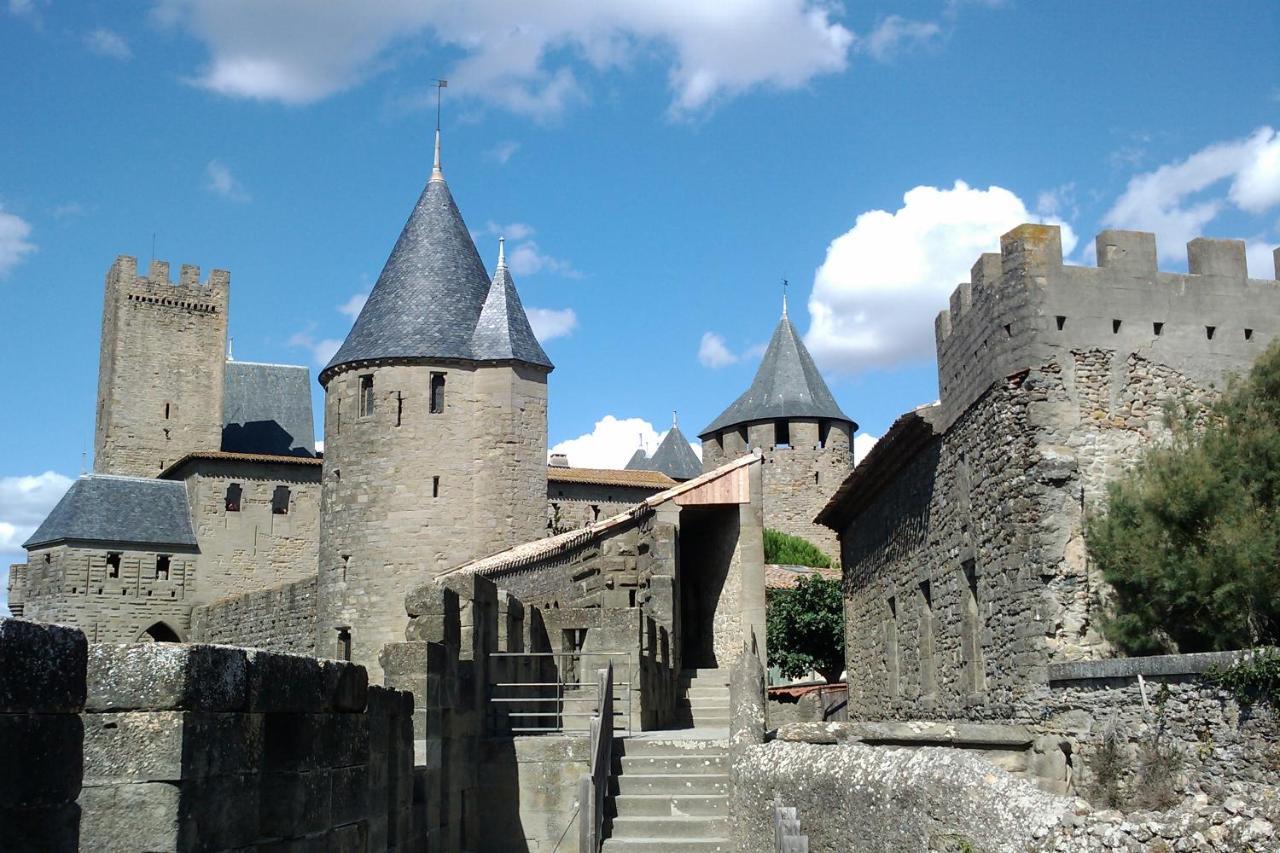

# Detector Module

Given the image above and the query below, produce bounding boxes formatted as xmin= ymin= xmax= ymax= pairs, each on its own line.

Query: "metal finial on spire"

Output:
xmin=782 ymin=279 xmax=789 ymax=318
xmin=431 ymin=79 xmax=448 ymax=182
xmin=227 ymin=336 xmax=234 ymax=361
xmin=673 ymin=410 xmax=678 ymax=429
xmin=497 ymin=237 xmax=506 ymax=270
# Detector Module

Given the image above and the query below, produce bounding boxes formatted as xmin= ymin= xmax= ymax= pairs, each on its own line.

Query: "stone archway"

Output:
xmin=138 ymin=621 xmax=182 ymax=643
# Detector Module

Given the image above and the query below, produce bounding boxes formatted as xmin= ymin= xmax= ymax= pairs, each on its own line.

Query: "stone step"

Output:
xmin=684 ymin=686 xmax=730 ymax=700
xmin=616 ymin=773 xmax=731 ymax=796
xmin=619 ymin=737 xmax=728 ymax=757
xmin=678 ymin=698 xmax=729 ymax=711
xmin=614 ymin=794 xmax=728 ymax=818
xmin=609 ymin=816 xmax=728 ymax=840
xmin=619 ymin=754 xmax=728 ymax=775
xmin=602 ymin=838 xmax=729 ymax=852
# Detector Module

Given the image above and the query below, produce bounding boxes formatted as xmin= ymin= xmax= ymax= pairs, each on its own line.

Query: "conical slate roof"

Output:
xmin=644 ymin=425 xmax=703 ymax=480
xmin=322 ymin=135 xmax=551 ymax=382
xmin=471 ymin=241 xmax=552 ymax=367
xmin=700 ymin=308 xmax=854 ymax=438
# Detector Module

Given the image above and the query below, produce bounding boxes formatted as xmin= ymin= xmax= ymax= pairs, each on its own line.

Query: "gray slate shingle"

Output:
xmin=24 ymin=475 xmax=197 ymax=550
xmin=700 ymin=314 xmax=855 ymax=437
xmin=471 ymin=261 xmax=552 ymax=367
xmin=221 ymin=361 xmax=316 ymax=457
xmin=627 ymin=425 xmax=703 ymax=481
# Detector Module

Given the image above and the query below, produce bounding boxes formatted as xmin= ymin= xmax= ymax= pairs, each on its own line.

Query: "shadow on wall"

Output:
xmin=221 ymin=420 xmax=313 ymax=457
xmin=679 ymin=506 xmax=739 ymax=670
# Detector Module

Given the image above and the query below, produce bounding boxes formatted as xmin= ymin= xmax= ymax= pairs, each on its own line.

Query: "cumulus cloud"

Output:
xmin=527 ymin=307 xmax=578 ymax=342
xmin=205 ymin=160 xmax=250 ymax=202
xmin=551 ymin=415 xmax=698 ymax=469
xmin=0 ymin=205 xmax=36 ymax=278
xmin=857 ymin=16 xmax=940 ymax=61
xmin=288 ymin=327 xmax=342 ymax=367
xmin=698 ymin=332 xmax=738 ymax=368
xmin=84 ymin=28 xmax=133 ymax=60
xmin=806 ymin=181 xmax=1077 ymax=371
xmin=480 ymin=221 xmax=579 ymax=277
xmin=852 ymin=432 xmax=878 ymax=465
xmin=1104 ymin=126 xmax=1280 ymax=261
xmin=337 ymin=292 xmax=368 ymax=320
xmin=151 ymin=0 xmax=853 ymax=116
xmin=0 ymin=472 xmax=73 ymax=559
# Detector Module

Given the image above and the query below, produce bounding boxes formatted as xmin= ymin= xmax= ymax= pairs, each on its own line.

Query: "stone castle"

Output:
xmin=4 ymin=129 xmax=1279 ymax=852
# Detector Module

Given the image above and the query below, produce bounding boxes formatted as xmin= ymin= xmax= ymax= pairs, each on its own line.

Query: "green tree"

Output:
xmin=763 ymin=528 xmax=832 ymax=568
xmin=767 ymin=573 xmax=845 ymax=683
xmin=1087 ymin=341 xmax=1280 ymax=654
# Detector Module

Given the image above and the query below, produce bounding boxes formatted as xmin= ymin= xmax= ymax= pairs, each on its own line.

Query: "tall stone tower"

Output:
xmin=94 ymin=257 xmax=229 ymax=477
xmin=699 ymin=297 xmax=855 ymax=558
xmin=316 ymin=134 xmax=553 ymax=677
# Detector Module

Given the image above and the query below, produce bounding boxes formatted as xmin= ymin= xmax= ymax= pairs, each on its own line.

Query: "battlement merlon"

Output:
xmin=933 ymin=224 xmax=1280 ymax=429
xmin=107 ymin=255 xmax=230 ymax=302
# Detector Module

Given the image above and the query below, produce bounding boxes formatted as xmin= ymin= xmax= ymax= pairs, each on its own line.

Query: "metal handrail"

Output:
xmin=579 ymin=663 xmax=613 ymax=853
xmin=486 ymin=650 xmax=633 ymax=736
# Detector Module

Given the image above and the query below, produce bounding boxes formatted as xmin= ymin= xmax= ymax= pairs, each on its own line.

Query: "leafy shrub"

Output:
xmin=766 ymin=573 xmax=845 ymax=684
xmin=1206 ymin=647 xmax=1280 ymax=707
xmin=763 ymin=528 xmax=832 ymax=568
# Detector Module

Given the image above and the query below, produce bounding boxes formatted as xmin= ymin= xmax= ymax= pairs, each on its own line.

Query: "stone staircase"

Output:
xmin=602 ymin=737 xmax=730 ymax=852
xmin=673 ymin=668 xmax=730 ymax=729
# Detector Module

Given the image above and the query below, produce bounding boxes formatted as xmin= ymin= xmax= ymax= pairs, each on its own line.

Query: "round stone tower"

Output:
xmin=316 ymin=134 xmax=553 ymax=677
xmin=699 ymin=297 xmax=855 ymax=559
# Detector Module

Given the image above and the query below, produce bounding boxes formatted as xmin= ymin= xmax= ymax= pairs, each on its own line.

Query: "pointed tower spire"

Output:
xmin=431 ymin=128 xmax=444 ymax=183
xmin=470 ymin=239 xmax=553 ymax=367
xmin=781 ymin=278 xmax=789 ymax=318
xmin=673 ymin=410 xmax=679 ymax=429
xmin=497 ymin=236 xmax=506 ymax=269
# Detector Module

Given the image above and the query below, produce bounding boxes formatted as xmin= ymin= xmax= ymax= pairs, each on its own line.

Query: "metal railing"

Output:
xmin=487 ymin=650 xmax=632 ymax=735
xmin=579 ymin=663 xmax=614 ymax=853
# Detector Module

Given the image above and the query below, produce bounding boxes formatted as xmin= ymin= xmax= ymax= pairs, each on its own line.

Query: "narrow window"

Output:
xmin=359 ymin=374 xmax=375 ymax=417
xmin=44 ymin=552 xmax=51 ymax=564
xmin=1245 ymin=328 xmax=1254 ymax=341
xmin=1055 ymin=315 xmax=1066 ymax=331
xmin=814 ymin=471 xmax=820 ymax=485
xmin=1153 ymin=321 xmax=1164 ymax=336
xmin=1205 ymin=325 xmax=1216 ymax=340
xmin=396 ymin=391 xmax=404 ymax=427
xmin=156 ymin=555 xmax=170 ymax=581
xmin=775 ymin=420 xmax=791 ymax=448
xmin=164 ymin=402 xmax=171 ymax=420
xmin=1112 ymin=319 xmax=1122 ymax=334
xmin=271 ymin=485 xmax=290 ymax=515
xmin=1003 ymin=323 xmax=1012 ymax=338
xmin=106 ymin=552 xmax=121 ymax=578
xmin=917 ymin=581 xmax=936 ymax=697
xmin=818 ymin=420 xmax=831 ymax=449
xmin=341 ymin=554 xmax=350 ymax=581
xmin=961 ymin=559 xmax=986 ymax=694
xmin=334 ymin=398 xmax=341 ymax=435
xmin=336 ymin=627 xmax=352 ymax=661
xmin=432 ymin=476 xmax=440 ymax=498
xmin=430 ymin=372 xmax=446 ymax=414
xmin=885 ymin=596 xmax=899 ymax=698
xmin=225 ymin=483 xmax=242 ymax=512
xmin=591 ymin=504 xmax=600 ymax=522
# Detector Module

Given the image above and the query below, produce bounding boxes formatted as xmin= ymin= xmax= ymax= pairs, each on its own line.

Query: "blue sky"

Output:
xmin=1 ymin=1 xmax=1278 ymax=588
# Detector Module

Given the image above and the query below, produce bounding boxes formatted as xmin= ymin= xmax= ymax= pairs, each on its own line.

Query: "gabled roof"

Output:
xmin=321 ymin=137 xmax=501 ymax=382
xmin=470 ymin=241 xmax=552 ymax=368
xmin=24 ymin=475 xmax=197 ymax=550
xmin=627 ymin=425 xmax=703 ymax=481
xmin=222 ymin=361 xmax=316 ymax=457
xmin=700 ymin=311 xmax=854 ymax=438
xmin=547 ymin=467 xmax=675 ymax=489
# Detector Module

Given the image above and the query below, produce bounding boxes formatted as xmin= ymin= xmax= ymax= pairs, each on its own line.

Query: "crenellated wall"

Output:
xmin=189 ymin=575 xmax=319 ymax=655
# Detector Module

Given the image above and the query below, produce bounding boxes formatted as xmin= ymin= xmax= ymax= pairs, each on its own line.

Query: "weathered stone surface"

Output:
xmin=86 ymin=643 xmax=248 ymax=712
xmin=245 ymin=649 xmax=325 ymax=712
xmin=0 ymin=618 xmax=87 ymax=713
xmin=0 ymin=714 xmax=84 ymax=806
xmin=82 ymin=711 xmax=263 ymax=784
xmin=321 ymin=658 xmax=369 ymax=712
xmin=730 ymin=651 xmax=766 ymax=749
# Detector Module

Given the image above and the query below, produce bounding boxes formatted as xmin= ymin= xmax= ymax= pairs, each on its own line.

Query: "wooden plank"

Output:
xmin=674 ymin=465 xmax=749 ymax=506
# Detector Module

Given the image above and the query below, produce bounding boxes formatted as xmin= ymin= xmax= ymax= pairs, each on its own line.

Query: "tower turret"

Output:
xmin=316 ymin=132 xmax=552 ymax=677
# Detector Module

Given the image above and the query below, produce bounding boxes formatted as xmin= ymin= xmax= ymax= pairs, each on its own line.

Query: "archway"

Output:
xmin=139 ymin=621 xmax=182 ymax=643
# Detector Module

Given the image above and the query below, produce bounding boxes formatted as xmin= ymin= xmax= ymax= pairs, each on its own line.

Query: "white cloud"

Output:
xmin=478 ymin=221 xmax=578 ymax=277
xmin=807 ymin=180 xmax=1077 ymax=371
xmin=0 ymin=472 xmax=73 ymax=558
xmin=152 ymin=0 xmax=853 ymax=116
xmin=485 ymin=221 xmax=536 ymax=241
xmin=487 ymin=141 xmax=521 ymax=165
xmin=84 ymin=28 xmax=133 ymax=60
xmin=52 ymin=202 xmax=85 ymax=219
xmin=1246 ymin=240 xmax=1277 ymax=280
xmin=551 ymin=415 xmax=662 ymax=469
xmin=853 ymin=432 xmax=878 ymax=465
xmin=527 ymin=307 xmax=578 ymax=342
xmin=0 ymin=205 xmax=36 ymax=278
xmin=698 ymin=332 xmax=738 ymax=368
xmin=1104 ymin=126 xmax=1280 ymax=261
xmin=337 ymin=292 xmax=368 ymax=320
xmin=857 ymin=16 xmax=940 ymax=61
xmin=205 ymin=160 xmax=250 ymax=202
xmin=288 ymin=328 xmax=342 ymax=367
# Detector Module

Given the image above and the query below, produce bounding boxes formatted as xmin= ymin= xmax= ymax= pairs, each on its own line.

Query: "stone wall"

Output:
xmin=94 ymin=257 xmax=229 ymax=478
xmin=189 ymin=575 xmax=319 ymax=655
xmin=546 ymin=480 xmax=662 ymax=534
xmin=18 ymin=544 xmax=198 ymax=643
xmin=0 ymin=619 xmax=87 ymax=852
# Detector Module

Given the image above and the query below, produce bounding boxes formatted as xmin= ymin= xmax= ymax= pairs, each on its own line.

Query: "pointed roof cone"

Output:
xmin=645 ymin=423 xmax=703 ymax=480
xmin=470 ymin=239 xmax=554 ymax=368
xmin=322 ymin=133 xmax=505 ymax=383
xmin=624 ymin=448 xmax=650 ymax=470
xmin=700 ymin=308 xmax=855 ymax=437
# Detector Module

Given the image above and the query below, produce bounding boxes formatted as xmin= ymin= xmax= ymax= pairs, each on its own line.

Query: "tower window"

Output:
xmin=156 ymin=555 xmax=170 ymax=581
xmin=164 ymin=402 xmax=171 ymax=420
xmin=396 ymin=391 xmax=404 ymax=427
xmin=271 ymin=485 xmax=291 ymax=515
xmin=430 ymin=372 xmax=446 ymax=414
xmin=775 ymin=420 xmax=790 ymax=448
xmin=225 ymin=483 xmax=242 ymax=512
xmin=106 ymin=552 xmax=121 ymax=578
xmin=1055 ymin=315 xmax=1066 ymax=331
xmin=334 ymin=398 xmax=341 ymax=435
xmin=336 ymin=627 xmax=352 ymax=661
xmin=1153 ymin=322 xmax=1164 ymax=336
xmin=359 ymin=375 xmax=375 ymax=417
xmin=432 ymin=476 xmax=440 ymax=498
xmin=1205 ymin=325 xmax=1217 ymax=340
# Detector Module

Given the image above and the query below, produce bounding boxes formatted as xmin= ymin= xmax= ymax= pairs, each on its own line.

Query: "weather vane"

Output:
xmin=782 ymin=278 xmax=789 ymax=317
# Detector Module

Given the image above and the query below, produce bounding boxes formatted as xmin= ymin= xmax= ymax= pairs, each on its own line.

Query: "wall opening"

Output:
xmin=885 ymin=596 xmax=899 ymax=698
xmin=1153 ymin=321 xmax=1164 ymax=336
xmin=775 ymin=420 xmax=791 ymax=448
xmin=818 ymin=420 xmax=831 ymax=449
xmin=225 ymin=483 xmax=242 ymax=512
xmin=430 ymin=372 xmax=446 ymax=414
xmin=141 ymin=622 xmax=180 ymax=643
xmin=359 ymin=374 xmax=375 ymax=417
xmin=1205 ymin=325 xmax=1216 ymax=340
xmin=961 ymin=559 xmax=986 ymax=694
xmin=1112 ymin=319 xmax=1122 ymax=334
xmin=271 ymin=485 xmax=291 ymax=514
xmin=334 ymin=398 xmax=341 ymax=435
xmin=1245 ymin=328 xmax=1254 ymax=341
xmin=156 ymin=555 xmax=170 ymax=581
xmin=164 ymin=402 xmax=171 ymax=420
xmin=1055 ymin=315 xmax=1066 ymax=331
xmin=396 ymin=391 xmax=403 ymax=427
xmin=677 ymin=506 xmax=738 ymax=670
xmin=917 ymin=580 xmax=935 ymax=697
xmin=106 ymin=552 xmax=121 ymax=578
xmin=336 ymin=627 xmax=352 ymax=661
xmin=432 ymin=476 xmax=440 ymax=498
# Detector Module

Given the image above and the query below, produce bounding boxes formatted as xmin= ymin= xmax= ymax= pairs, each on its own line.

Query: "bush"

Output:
xmin=1086 ymin=341 xmax=1280 ymax=654
xmin=1206 ymin=647 xmax=1280 ymax=707
xmin=766 ymin=573 xmax=845 ymax=684
xmin=763 ymin=528 xmax=832 ymax=568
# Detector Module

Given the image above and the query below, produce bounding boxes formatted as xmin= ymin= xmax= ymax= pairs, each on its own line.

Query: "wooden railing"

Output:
xmin=578 ymin=663 xmax=614 ymax=853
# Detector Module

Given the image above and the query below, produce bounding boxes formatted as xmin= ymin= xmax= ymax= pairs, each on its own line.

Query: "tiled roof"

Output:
xmin=471 ymin=249 xmax=553 ymax=368
xmin=701 ymin=313 xmax=854 ymax=437
xmin=222 ymin=361 xmax=316 ymax=457
xmin=765 ymin=563 xmax=841 ymax=590
xmin=160 ymin=451 xmax=323 ymax=479
xmin=547 ymin=467 xmax=675 ymax=489
xmin=24 ymin=475 xmax=197 ymax=550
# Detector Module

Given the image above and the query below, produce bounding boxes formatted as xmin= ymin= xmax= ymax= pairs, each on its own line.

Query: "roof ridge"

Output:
xmin=79 ymin=473 xmax=181 ymax=485
xmin=226 ymin=360 xmax=309 ymax=370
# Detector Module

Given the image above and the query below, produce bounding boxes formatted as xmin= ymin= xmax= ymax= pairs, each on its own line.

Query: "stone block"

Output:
xmin=0 ymin=618 xmax=87 ymax=713
xmin=329 ymin=765 xmax=370 ymax=825
xmin=259 ymin=770 xmax=331 ymax=839
xmin=0 ymin=714 xmax=84 ymax=806
xmin=0 ymin=802 xmax=82 ymax=852
xmin=262 ymin=713 xmax=336 ymax=773
xmin=327 ymin=821 xmax=368 ymax=853
xmin=78 ymin=781 xmax=181 ymax=852
xmin=330 ymin=713 xmax=370 ymax=768
xmin=321 ymin=659 xmax=368 ymax=712
xmin=82 ymin=711 xmax=263 ymax=785
xmin=86 ymin=643 xmax=248 ymax=712
xmin=1188 ymin=237 xmax=1247 ymax=277
xmin=247 ymin=650 xmax=325 ymax=712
